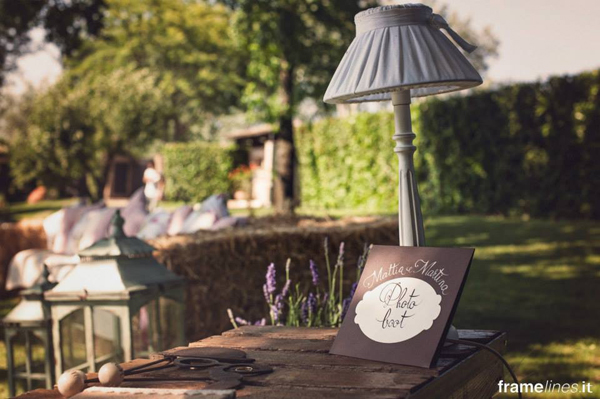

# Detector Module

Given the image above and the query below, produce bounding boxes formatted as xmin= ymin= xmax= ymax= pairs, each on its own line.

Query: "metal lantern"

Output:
xmin=44 ymin=210 xmax=185 ymax=378
xmin=3 ymin=265 xmax=56 ymax=396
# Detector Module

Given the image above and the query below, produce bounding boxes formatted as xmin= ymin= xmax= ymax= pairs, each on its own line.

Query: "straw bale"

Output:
xmin=151 ymin=216 xmax=398 ymax=341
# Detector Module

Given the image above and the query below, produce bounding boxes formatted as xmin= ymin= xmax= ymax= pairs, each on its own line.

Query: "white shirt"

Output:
xmin=143 ymin=167 xmax=161 ymax=199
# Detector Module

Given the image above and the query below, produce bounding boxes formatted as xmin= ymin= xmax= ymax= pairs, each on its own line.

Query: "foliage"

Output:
xmin=0 ymin=0 xmax=105 ymax=86
xmin=8 ymin=67 xmax=168 ymax=199
xmin=162 ymin=142 xmax=235 ymax=203
xmin=223 ymin=0 xmax=380 ymax=211
xmin=297 ymin=69 xmax=600 ymax=219
xmin=69 ymin=0 xmax=246 ymax=141
xmin=229 ymin=239 xmax=369 ymax=328
xmin=226 ymin=0 xmax=375 ymax=121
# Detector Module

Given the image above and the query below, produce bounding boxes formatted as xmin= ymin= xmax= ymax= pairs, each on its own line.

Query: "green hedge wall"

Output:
xmin=297 ymin=69 xmax=600 ymax=219
xmin=162 ymin=142 xmax=235 ymax=202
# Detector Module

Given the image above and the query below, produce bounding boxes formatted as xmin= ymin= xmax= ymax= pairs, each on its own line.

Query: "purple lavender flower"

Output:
xmin=307 ymin=292 xmax=317 ymax=315
xmin=270 ymin=304 xmax=279 ymax=323
xmin=341 ymin=282 xmax=358 ymax=320
xmin=300 ymin=299 xmax=309 ymax=324
xmin=349 ymin=282 xmax=357 ymax=298
xmin=281 ymin=279 xmax=291 ymax=298
xmin=338 ymin=242 xmax=345 ymax=258
xmin=262 ymin=284 xmax=270 ymax=303
xmin=254 ymin=318 xmax=267 ymax=326
xmin=235 ymin=317 xmax=250 ymax=326
xmin=265 ymin=263 xmax=277 ymax=295
xmin=309 ymin=260 xmax=319 ymax=286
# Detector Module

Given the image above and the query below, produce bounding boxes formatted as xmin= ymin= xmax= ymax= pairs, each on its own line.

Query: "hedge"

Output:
xmin=162 ymin=142 xmax=235 ymax=203
xmin=297 ymin=69 xmax=600 ymax=219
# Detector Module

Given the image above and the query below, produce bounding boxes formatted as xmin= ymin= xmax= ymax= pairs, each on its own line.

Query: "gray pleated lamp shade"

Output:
xmin=323 ymin=4 xmax=483 ymax=104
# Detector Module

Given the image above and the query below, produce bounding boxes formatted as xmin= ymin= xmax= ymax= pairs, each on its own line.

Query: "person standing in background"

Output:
xmin=143 ymin=160 xmax=163 ymax=211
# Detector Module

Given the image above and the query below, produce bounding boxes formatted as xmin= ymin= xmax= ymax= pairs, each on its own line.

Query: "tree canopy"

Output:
xmin=0 ymin=0 xmax=105 ymax=86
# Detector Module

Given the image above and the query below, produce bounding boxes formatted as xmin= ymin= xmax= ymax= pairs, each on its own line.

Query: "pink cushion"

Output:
xmin=167 ymin=205 xmax=193 ymax=236
xmin=67 ymin=208 xmax=116 ymax=252
xmin=121 ymin=187 xmax=148 ymax=236
xmin=51 ymin=203 xmax=104 ymax=253
xmin=137 ymin=209 xmax=172 ymax=240
xmin=181 ymin=211 xmax=216 ymax=233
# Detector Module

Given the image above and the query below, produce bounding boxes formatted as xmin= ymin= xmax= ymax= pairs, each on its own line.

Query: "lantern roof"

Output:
xmin=78 ymin=210 xmax=155 ymax=259
xmin=45 ymin=211 xmax=183 ymax=301
xmin=3 ymin=265 xmax=55 ymax=325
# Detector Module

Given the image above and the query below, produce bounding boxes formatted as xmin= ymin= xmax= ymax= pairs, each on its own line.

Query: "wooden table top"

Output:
xmin=18 ymin=326 xmax=506 ymax=399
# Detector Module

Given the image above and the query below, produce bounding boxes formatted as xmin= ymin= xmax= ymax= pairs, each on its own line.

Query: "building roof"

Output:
xmin=224 ymin=120 xmax=303 ymax=140
xmin=225 ymin=123 xmax=274 ymax=140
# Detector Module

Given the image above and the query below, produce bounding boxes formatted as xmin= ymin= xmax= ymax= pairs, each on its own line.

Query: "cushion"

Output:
xmin=121 ymin=187 xmax=148 ymax=236
xmin=6 ymin=249 xmax=79 ymax=291
xmin=67 ymin=208 xmax=116 ymax=253
xmin=180 ymin=211 xmax=217 ymax=234
xmin=166 ymin=205 xmax=193 ymax=236
xmin=136 ymin=209 xmax=172 ymax=240
xmin=50 ymin=202 xmax=104 ymax=254
xmin=199 ymin=194 xmax=229 ymax=220
xmin=210 ymin=216 xmax=245 ymax=231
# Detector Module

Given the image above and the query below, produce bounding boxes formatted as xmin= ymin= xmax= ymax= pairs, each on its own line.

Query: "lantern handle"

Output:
xmin=110 ymin=210 xmax=127 ymax=238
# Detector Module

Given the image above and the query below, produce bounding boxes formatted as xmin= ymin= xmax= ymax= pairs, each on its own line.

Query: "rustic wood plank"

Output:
xmin=409 ymin=332 xmax=507 ymax=399
xmin=222 ymin=326 xmax=339 ymax=340
xmin=238 ymin=349 xmax=442 ymax=376
xmin=189 ymin=335 xmax=333 ymax=353
xmin=238 ymin=385 xmax=406 ymax=398
xmin=256 ymin=367 xmax=419 ymax=391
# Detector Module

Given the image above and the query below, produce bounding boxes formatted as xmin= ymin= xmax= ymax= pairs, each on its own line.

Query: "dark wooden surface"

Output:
xmin=17 ymin=327 xmax=506 ymax=398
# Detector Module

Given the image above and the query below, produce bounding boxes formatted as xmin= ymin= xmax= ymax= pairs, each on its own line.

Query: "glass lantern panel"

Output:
xmin=158 ymin=296 xmax=183 ymax=350
xmin=28 ymin=331 xmax=46 ymax=374
xmin=9 ymin=330 xmax=50 ymax=395
xmin=9 ymin=330 xmax=27 ymax=372
xmin=131 ymin=299 xmax=159 ymax=358
xmin=92 ymin=308 xmax=123 ymax=367
xmin=59 ymin=308 xmax=87 ymax=371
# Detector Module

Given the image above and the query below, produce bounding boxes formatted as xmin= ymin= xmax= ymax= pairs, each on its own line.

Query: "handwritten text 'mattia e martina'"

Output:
xmin=362 ymin=259 xmax=450 ymax=295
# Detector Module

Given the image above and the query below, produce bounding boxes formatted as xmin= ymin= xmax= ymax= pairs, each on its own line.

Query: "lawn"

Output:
xmin=425 ymin=216 xmax=600 ymax=398
xmin=0 ymin=214 xmax=597 ymax=398
xmin=3 ymin=199 xmax=78 ymax=222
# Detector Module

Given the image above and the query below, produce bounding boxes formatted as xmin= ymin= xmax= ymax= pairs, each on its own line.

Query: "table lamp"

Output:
xmin=324 ymin=3 xmax=482 ymax=246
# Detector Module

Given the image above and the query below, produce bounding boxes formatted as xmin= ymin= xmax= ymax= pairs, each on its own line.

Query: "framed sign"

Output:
xmin=330 ymin=245 xmax=475 ymax=368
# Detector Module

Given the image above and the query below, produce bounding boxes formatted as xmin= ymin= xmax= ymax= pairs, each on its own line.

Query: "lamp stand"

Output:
xmin=392 ymin=90 xmax=425 ymax=246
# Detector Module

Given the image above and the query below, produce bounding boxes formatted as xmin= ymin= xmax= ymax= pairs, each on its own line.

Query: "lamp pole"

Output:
xmin=392 ymin=90 xmax=425 ymax=246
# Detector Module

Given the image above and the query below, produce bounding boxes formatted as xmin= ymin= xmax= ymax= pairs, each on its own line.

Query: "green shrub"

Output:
xmin=162 ymin=142 xmax=235 ymax=202
xmin=297 ymin=69 xmax=600 ymax=219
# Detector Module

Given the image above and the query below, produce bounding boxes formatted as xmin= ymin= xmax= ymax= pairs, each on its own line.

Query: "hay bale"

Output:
xmin=151 ymin=216 xmax=398 ymax=341
xmin=0 ymin=219 xmax=47 ymax=296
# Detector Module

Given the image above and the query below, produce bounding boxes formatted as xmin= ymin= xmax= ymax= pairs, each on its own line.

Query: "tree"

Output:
xmin=69 ymin=0 xmax=247 ymax=141
xmin=226 ymin=0 xmax=499 ymax=212
xmin=9 ymin=67 xmax=169 ymax=199
xmin=223 ymin=0 xmax=379 ymax=212
xmin=0 ymin=0 xmax=106 ymax=86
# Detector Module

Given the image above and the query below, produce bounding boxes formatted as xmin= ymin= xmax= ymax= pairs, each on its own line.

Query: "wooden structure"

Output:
xmin=225 ymin=124 xmax=275 ymax=209
xmin=17 ymin=326 xmax=506 ymax=398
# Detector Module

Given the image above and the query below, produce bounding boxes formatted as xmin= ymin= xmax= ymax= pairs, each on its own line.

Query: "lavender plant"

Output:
xmin=228 ymin=239 xmax=371 ymax=329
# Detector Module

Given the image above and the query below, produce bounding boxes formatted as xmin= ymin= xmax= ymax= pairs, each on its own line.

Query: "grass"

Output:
xmin=425 ymin=216 xmax=600 ymax=398
xmin=0 ymin=211 xmax=597 ymax=397
xmin=2 ymin=199 xmax=78 ymax=222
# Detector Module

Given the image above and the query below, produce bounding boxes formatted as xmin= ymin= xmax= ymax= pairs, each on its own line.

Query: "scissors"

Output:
xmin=87 ymin=347 xmax=273 ymax=390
